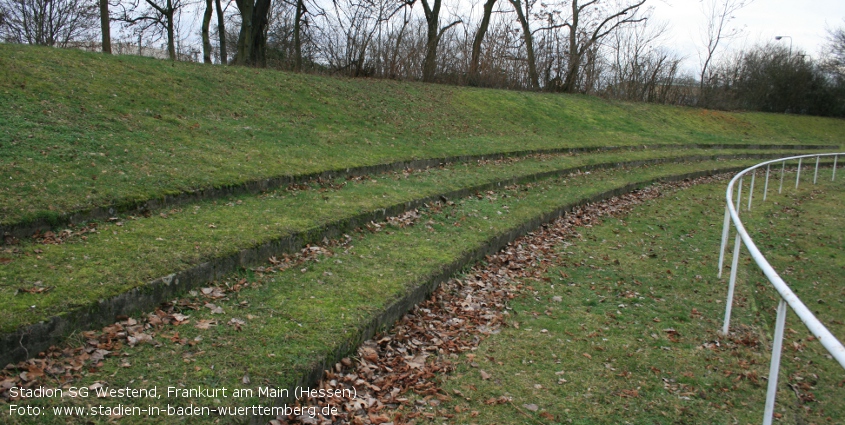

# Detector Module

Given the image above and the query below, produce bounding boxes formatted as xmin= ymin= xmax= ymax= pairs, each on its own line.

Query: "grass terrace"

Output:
xmin=0 ymin=149 xmax=801 ymax=335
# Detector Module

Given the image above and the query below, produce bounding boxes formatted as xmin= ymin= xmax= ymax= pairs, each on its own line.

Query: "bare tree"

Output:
xmin=507 ymin=0 xmax=539 ymax=89
xmin=468 ymin=0 xmax=496 ymax=84
xmin=117 ymin=0 xmax=186 ymax=60
xmin=318 ymin=0 xmax=387 ymax=76
xmin=822 ymin=23 xmax=845 ymax=81
xmin=606 ymin=19 xmax=683 ymax=103
xmin=483 ymin=13 xmax=530 ymax=88
xmin=0 ymin=0 xmax=98 ymax=46
xmin=291 ymin=0 xmax=313 ymax=71
xmin=383 ymin=3 xmax=413 ymax=78
xmin=144 ymin=0 xmax=176 ymax=60
xmin=419 ymin=0 xmax=461 ymax=82
xmin=697 ymin=0 xmax=751 ymax=105
xmin=561 ymin=0 xmax=646 ymax=93
xmin=504 ymin=0 xmax=643 ymax=92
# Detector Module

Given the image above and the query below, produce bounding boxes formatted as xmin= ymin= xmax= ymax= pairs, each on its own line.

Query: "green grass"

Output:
xmin=431 ymin=173 xmax=844 ymax=424
xmin=1 ymin=159 xmax=772 ymax=424
xmin=2 ymin=44 xmax=844 ymax=226
xmin=0 ymin=149 xmax=779 ymax=334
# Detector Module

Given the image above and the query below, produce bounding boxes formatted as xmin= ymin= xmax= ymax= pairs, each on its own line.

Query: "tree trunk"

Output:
xmin=509 ymin=0 xmax=538 ymax=89
xmin=293 ymin=0 xmax=304 ymax=71
xmin=251 ymin=0 xmax=271 ymax=66
xmin=215 ymin=0 xmax=227 ymax=63
xmin=562 ymin=0 xmax=580 ymax=93
xmin=468 ymin=0 xmax=496 ymax=84
xmin=99 ymin=0 xmax=111 ymax=54
xmin=235 ymin=0 xmax=271 ymax=66
xmin=202 ymin=0 xmax=213 ymax=63
xmin=355 ymin=36 xmax=370 ymax=77
xmin=166 ymin=0 xmax=176 ymax=61
xmin=421 ymin=0 xmax=441 ymax=83
xmin=422 ymin=29 xmax=438 ymax=82
xmin=235 ymin=0 xmax=253 ymax=64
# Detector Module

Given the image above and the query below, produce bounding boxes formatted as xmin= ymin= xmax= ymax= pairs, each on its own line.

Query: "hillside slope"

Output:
xmin=1 ymin=44 xmax=844 ymax=226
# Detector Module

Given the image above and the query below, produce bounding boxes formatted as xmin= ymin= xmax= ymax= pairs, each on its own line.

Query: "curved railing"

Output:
xmin=717 ymin=152 xmax=844 ymax=425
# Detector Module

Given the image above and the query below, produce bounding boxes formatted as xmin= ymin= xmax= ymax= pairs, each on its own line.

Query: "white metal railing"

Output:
xmin=717 ymin=152 xmax=845 ymax=425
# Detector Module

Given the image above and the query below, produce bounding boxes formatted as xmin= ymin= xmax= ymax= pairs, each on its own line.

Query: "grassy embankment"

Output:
xmin=2 ymin=43 xmax=844 ymax=227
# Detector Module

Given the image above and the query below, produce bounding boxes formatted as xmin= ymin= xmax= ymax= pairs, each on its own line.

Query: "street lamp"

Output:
xmin=775 ymin=35 xmax=792 ymax=59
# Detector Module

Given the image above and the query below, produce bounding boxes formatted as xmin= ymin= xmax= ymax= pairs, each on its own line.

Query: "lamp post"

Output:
xmin=775 ymin=35 xmax=792 ymax=59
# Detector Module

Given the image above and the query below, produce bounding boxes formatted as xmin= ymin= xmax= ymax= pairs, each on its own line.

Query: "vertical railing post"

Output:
xmin=723 ymin=232 xmax=742 ymax=335
xmin=722 ymin=178 xmax=742 ymax=335
xmin=748 ymin=171 xmax=755 ymax=211
xmin=834 ymin=155 xmax=838 ymax=181
xmin=718 ymin=205 xmax=731 ymax=278
xmin=814 ymin=156 xmax=820 ymax=184
xmin=779 ymin=161 xmax=785 ymax=194
xmin=763 ymin=164 xmax=770 ymax=201
xmin=795 ymin=158 xmax=802 ymax=189
xmin=762 ymin=298 xmax=788 ymax=425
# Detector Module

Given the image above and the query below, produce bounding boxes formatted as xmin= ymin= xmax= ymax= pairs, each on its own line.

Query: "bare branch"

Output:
xmin=438 ymin=18 xmax=461 ymax=38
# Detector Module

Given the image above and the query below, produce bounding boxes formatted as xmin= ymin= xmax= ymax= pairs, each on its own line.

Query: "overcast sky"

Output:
xmin=650 ymin=0 xmax=845 ymax=68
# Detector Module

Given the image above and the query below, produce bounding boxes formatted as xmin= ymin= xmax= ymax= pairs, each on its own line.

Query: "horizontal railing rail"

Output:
xmin=717 ymin=152 xmax=844 ymax=425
